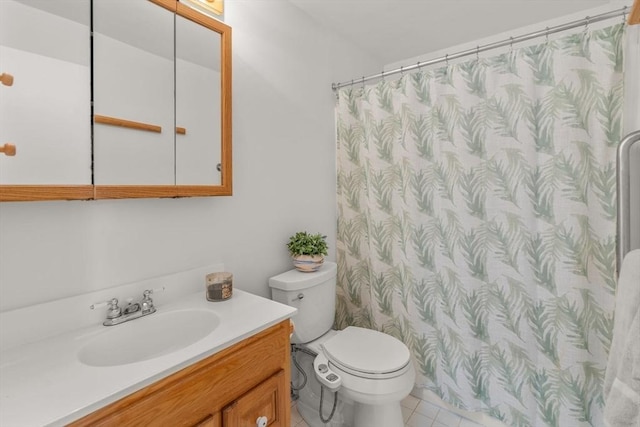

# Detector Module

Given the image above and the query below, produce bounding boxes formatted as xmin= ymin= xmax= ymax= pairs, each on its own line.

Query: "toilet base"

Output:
xmin=353 ymin=401 xmax=404 ymax=427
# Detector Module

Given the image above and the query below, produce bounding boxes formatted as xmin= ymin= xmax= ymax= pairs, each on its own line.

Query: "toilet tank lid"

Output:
xmin=269 ymin=262 xmax=337 ymax=291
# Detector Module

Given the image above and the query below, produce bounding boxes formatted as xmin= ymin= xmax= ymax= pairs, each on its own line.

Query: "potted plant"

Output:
xmin=287 ymin=231 xmax=328 ymax=272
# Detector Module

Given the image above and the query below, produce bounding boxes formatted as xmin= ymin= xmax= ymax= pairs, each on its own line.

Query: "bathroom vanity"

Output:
xmin=0 ymin=271 xmax=296 ymax=427
xmin=70 ymin=320 xmax=290 ymax=427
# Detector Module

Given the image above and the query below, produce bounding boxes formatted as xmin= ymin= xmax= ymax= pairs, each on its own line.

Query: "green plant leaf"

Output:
xmin=286 ymin=231 xmax=328 ymax=256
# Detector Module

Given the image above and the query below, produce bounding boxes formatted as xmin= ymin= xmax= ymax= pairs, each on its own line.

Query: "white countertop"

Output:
xmin=0 ymin=290 xmax=296 ymax=427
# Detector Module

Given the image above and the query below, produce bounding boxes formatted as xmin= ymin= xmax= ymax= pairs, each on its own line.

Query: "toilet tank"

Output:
xmin=269 ymin=262 xmax=337 ymax=344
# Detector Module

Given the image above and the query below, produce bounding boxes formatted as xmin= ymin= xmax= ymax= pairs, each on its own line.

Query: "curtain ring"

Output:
xmin=476 ymin=46 xmax=480 ymax=61
xmin=622 ymin=6 xmax=627 ymax=23
xmin=445 ymin=54 xmax=449 ymax=67
xmin=400 ymin=65 xmax=404 ymax=76
xmin=381 ymin=70 xmax=385 ymax=82
xmin=583 ymin=16 xmax=590 ymax=36
xmin=361 ymin=76 xmax=365 ymax=90
xmin=350 ymin=79 xmax=354 ymax=88
xmin=545 ymin=27 xmax=550 ymax=44
xmin=509 ymin=36 xmax=514 ymax=52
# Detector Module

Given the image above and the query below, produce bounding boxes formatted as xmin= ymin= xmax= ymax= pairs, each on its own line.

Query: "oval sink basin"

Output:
xmin=78 ymin=309 xmax=219 ymax=367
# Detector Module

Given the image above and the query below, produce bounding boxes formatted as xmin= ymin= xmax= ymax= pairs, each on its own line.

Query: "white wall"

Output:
xmin=0 ymin=0 xmax=378 ymax=312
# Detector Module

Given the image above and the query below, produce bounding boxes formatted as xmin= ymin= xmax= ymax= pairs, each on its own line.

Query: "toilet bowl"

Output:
xmin=269 ymin=262 xmax=416 ymax=427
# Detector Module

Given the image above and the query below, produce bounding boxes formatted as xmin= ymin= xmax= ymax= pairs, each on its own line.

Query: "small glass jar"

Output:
xmin=206 ymin=272 xmax=233 ymax=301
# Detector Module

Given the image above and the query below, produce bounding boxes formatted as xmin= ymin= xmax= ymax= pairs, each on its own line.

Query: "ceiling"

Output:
xmin=288 ymin=0 xmax=613 ymax=67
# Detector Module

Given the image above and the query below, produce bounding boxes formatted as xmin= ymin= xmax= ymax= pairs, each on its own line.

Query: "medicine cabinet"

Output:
xmin=0 ymin=0 xmax=232 ymax=201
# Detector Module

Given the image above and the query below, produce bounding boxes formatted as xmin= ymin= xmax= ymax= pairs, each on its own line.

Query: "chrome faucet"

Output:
xmin=91 ymin=288 xmax=164 ymax=326
xmin=140 ymin=290 xmax=155 ymax=314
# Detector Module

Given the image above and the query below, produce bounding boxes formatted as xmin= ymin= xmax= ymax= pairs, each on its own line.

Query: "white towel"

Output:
xmin=603 ymin=249 xmax=640 ymax=427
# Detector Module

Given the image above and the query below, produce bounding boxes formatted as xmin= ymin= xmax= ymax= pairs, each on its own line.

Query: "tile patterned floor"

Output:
xmin=290 ymin=394 xmax=485 ymax=427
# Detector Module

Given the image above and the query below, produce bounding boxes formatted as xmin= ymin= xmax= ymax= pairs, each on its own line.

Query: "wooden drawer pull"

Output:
xmin=0 ymin=143 xmax=16 ymax=156
xmin=176 ymin=126 xmax=187 ymax=135
xmin=0 ymin=73 xmax=13 ymax=87
xmin=94 ymin=115 xmax=162 ymax=133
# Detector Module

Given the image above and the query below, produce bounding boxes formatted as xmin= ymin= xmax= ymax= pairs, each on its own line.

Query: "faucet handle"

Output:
xmin=144 ymin=286 xmax=165 ymax=296
xmin=90 ymin=298 xmax=122 ymax=319
xmin=90 ymin=298 xmax=118 ymax=310
xmin=142 ymin=287 xmax=165 ymax=301
xmin=141 ymin=287 xmax=163 ymax=313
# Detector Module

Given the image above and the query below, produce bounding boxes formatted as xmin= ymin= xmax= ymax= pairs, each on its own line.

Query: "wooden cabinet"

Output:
xmin=194 ymin=415 xmax=221 ymax=427
xmin=69 ymin=320 xmax=291 ymax=427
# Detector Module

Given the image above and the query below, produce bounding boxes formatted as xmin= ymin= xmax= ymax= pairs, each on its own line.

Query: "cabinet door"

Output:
xmin=194 ymin=414 xmax=221 ymax=427
xmin=92 ymin=0 xmax=175 ymax=185
xmin=0 ymin=0 xmax=92 ymax=199
xmin=175 ymin=13 xmax=222 ymax=186
xmin=222 ymin=370 xmax=287 ymax=427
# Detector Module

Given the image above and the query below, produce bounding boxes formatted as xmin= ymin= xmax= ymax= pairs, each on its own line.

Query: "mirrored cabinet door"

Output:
xmin=0 ymin=0 xmax=92 ymax=200
xmin=175 ymin=14 xmax=222 ymax=186
xmin=92 ymin=0 xmax=175 ymax=186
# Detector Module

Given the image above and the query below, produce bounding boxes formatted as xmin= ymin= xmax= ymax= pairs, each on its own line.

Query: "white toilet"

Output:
xmin=269 ymin=262 xmax=415 ymax=427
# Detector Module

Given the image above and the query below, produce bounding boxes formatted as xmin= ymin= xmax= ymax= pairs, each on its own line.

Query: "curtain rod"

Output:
xmin=332 ymin=6 xmax=628 ymax=91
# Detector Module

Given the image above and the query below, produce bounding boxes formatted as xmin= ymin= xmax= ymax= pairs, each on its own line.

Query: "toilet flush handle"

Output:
xmin=292 ymin=293 xmax=304 ymax=302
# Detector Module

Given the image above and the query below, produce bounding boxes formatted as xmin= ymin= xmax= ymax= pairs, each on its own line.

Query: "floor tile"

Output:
xmin=459 ymin=419 xmax=484 ymax=427
xmin=407 ymin=412 xmax=436 ymax=427
xmin=401 ymin=394 xmax=421 ymax=410
xmin=414 ymin=400 xmax=441 ymax=419
xmin=291 ymin=404 xmax=304 ymax=425
xmin=291 ymin=393 xmax=489 ymax=427
xmin=435 ymin=409 xmax=463 ymax=426
xmin=402 ymin=405 xmax=415 ymax=422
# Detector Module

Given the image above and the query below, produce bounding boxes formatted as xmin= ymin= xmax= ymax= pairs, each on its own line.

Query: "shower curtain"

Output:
xmin=335 ymin=24 xmax=625 ymax=427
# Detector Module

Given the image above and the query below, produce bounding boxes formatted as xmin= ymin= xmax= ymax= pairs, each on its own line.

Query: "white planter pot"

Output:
xmin=292 ymin=254 xmax=325 ymax=272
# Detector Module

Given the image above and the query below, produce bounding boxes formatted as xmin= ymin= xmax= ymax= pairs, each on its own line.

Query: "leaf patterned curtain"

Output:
xmin=335 ymin=24 xmax=625 ymax=427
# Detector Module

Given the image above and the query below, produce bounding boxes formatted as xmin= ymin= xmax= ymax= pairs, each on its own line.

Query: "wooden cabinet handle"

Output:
xmin=0 ymin=73 xmax=14 ymax=87
xmin=94 ymin=115 xmax=162 ymax=133
xmin=0 ymin=143 xmax=16 ymax=156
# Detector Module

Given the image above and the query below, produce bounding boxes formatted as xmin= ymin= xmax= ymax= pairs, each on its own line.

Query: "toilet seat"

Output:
xmin=321 ymin=326 xmax=411 ymax=380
